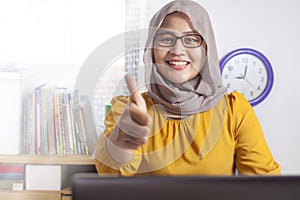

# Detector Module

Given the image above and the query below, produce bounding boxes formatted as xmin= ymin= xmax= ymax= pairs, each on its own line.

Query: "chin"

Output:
xmin=164 ymin=75 xmax=189 ymax=84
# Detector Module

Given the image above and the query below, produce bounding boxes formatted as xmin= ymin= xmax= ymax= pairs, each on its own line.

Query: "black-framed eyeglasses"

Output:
xmin=154 ymin=32 xmax=203 ymax=48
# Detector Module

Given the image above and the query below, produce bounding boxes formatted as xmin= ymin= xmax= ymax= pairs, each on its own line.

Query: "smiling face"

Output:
xmin=153 ymin=12 xmax=207 ymax=84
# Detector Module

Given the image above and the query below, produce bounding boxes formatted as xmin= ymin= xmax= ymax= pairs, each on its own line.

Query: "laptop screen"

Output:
xmin=72 ymin=173 xmax=300 ymax=200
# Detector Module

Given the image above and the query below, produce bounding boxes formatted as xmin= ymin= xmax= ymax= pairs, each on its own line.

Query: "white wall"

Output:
xmin=0 ymin=0 xmax=126 ymax=91
xmin=1 ymin=0 xmax=299 ymax=174
xmin=142 ymin=0 xmax=300 ymax=174
xmin=201 ymin=0 xmax=300 ymax=175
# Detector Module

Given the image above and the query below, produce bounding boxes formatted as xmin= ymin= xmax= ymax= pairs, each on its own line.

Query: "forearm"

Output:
xmin=93 ymin=132 xmax=142 ymax=176
xmin=106 ymin=127 xmax=134 ymax=164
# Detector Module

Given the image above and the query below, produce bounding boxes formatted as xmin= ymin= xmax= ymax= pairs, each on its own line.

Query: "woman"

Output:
xmin=94 ymin=0 xmax=280 ymax=176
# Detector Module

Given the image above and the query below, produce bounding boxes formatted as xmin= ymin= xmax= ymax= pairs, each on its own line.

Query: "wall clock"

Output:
xmin=220 ymin=48 xmax=274 ymax=106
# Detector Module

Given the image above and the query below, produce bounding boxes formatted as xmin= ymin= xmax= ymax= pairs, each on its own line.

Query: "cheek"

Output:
xmin=153 ymin=48 xmax=167 ymax=64
xmin=191 ymin=48 xmax=207 ymax=71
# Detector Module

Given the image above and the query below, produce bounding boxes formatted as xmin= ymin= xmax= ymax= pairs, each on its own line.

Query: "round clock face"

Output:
xmin=220 ymin=48 xmax=274 ymax=106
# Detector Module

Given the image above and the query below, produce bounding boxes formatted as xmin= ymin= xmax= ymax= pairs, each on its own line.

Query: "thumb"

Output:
xmin=125 ymin=74 xmax=147 ymax=112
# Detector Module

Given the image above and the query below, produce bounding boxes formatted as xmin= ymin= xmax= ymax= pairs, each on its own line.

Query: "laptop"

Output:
xmin=72 ymin=173 xmax=300 ymax=200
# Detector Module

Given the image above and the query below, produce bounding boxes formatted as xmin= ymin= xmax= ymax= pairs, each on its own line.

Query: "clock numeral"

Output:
xmin=242 ymin=57 xmax=248 ymax=63
xmin=258 ymin=68 xmax=263 ymax=73
xmin=257 ymin=85 xmax=261 ymax=91
xmin=249 ymin=91 xmax=254 ymax=97
xmin=260 ymin=76 xmax=264 ymax=82
xmin=253 ymin=61 xmax=256 ymax=66
xmin=234 ymin=60 xmax=239 ymax=65
xmin=226 ymin=83 xmax=231 ymax=89
xmin=228 ymin=65 xmax=234 ymax=71
xmin=223 ymin=74 xmax=229 ymax=79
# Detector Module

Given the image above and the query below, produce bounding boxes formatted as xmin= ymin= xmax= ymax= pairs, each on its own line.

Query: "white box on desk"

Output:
xmin=0 ymin=72 xmax=22 ymax=154
xmin=25 ymin=164 xmax=62 ymax=190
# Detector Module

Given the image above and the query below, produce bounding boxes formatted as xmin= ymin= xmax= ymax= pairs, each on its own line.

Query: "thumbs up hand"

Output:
xmin=125 ymin=74 xmax=149 ymax=125
xmin=108 ymin=74 xmax=152 ymax=151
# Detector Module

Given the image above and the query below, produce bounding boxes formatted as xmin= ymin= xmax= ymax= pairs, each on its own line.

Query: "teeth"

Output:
xmin=168 ymin=61 xmax=188 ymax=66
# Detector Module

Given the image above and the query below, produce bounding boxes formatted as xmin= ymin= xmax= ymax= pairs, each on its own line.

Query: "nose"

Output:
xmin=169 ymin=38 xmax=186 ymax=55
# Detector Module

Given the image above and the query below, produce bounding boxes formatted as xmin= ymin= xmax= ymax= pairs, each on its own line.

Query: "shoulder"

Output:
xmin=225 ymin=91 xmax=249 ymax=105
xmin=111 ymin=95 xmax=130 ymax=105
xmin=224 ymin=92 xmax=253 ymax=113
xmin=215 ymin=92 xmax=255 ymax=121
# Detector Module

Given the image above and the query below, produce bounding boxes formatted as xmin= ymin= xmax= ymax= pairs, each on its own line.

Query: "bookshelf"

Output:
xmin=0 ymin=56 xmax=99 ymax=200
xmin=0 ymin=155 xmax=95 ymax=200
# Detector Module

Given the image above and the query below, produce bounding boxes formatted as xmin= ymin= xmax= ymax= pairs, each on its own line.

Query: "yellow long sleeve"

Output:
xmin=94 ymin=92 xmax=280 ymax=176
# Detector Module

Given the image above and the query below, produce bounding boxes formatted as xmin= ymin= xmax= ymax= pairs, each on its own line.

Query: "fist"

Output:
xmin=109 ymin=74 xmax=152 ymax=150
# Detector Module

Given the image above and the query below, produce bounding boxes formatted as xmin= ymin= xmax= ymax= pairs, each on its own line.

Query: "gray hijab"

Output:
xmin=144 ymin=0 xmax=226 ymax=115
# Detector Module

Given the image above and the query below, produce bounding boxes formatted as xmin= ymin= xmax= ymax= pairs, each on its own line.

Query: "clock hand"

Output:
xmin=234 ymin=73 xmax=245 ymax=79
xmin=234 ymin=76 xmax=244 ymax=79
xmin=244 ymin=77 xmax=256 ymax=90
xmin=244 ymin=65 xmax=248 ymax=78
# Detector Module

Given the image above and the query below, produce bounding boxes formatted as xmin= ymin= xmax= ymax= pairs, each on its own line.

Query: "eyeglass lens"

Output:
xmin=155 ymin=33 xmax=203 ymax=48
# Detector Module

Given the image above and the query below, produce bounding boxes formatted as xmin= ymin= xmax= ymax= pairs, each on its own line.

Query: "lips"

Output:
xmin=166 ymin=60 xmax=190 ymax=70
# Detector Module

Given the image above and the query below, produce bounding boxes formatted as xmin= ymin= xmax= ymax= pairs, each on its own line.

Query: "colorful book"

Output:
xmin=0 ymin=164 xmax=24 ymax=173
xmin=80 ymin=100 xmax=98 ymax=155
xmin=0 ymin=172 xmax=24 ymax=180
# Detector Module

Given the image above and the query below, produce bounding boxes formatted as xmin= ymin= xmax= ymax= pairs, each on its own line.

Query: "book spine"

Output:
xmin=47 ymin=87 xmax=57 ymax=154
xmin=78 ymin=107 xmax=89 ymax=155
xmin=0 ymin=165 xmax=24 ymax=173
xmin=0 ymin=172 xmax=24 ymax=180
xmin=73 ymin=105 xmax=86 ymax=155
xmin=35 ymin=85 xmax=43 ymax=154
xmin=24 ymin=92 xmax=34 ymax=154
xmin=62 ymin=92 xmax=73 ymax=154
xmin=54 ymin=90 xmax=63 ymax=154
xmin=81 ymin=100 xmax=98 ymax=155
xmin=69 ymin=92 xmax=78 ymax=154
xmin=58 ymin=92 xmax=66 ymax=154
xmin=0 ymin=180 xmax=24 ymax=191
xmin=41 ymin=87 xmax=49 ymax=154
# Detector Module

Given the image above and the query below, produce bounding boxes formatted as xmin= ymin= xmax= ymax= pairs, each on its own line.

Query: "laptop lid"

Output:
xmin=72 ymin=173 xmax=300 ymax=200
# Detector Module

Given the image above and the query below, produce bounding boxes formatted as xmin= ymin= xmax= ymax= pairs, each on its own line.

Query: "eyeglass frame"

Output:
xmin=154 ymin=32 xmax=204 ymax=48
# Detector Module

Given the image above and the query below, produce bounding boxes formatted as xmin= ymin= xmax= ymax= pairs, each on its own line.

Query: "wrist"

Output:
xmin=106 ymin=131 xmax=133 ymax=164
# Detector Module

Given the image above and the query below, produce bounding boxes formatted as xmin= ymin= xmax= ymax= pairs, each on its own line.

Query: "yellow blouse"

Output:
xmin=94 ymin=92 xmax=280 ymax=176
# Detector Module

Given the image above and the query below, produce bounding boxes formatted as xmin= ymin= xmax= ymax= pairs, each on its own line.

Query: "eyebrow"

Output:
xmin=156 ymin=29 xmax=199 ymax=35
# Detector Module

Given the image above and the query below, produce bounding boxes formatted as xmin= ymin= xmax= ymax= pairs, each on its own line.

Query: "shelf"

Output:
xmin=61 ymin=187 xmax=72 ymax=200
xmin=0 ymin=154 xmax=95 ymax=165
xmin=0 ymin=190 xmax=62 ymax=200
